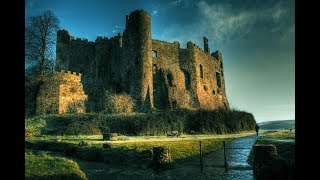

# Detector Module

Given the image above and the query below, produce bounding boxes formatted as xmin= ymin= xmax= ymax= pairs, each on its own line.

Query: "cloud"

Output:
xmin=170 ymin=0 xmax=182 ymax=6
xmin=115 ymin=25 xmax=123 ymax=29
xmin=156 ymin=0 xmax=294 ymax=51
xmin=151 ymin=10 xmax=158 ymax=16
xmin=197 ymin=1 xmax=294 ymax=42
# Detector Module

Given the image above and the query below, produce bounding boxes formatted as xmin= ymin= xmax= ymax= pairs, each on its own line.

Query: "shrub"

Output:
xmin=103 ymin=91 xmax=135 ymax=114
xmin=25 ymin=151 xmax=87 ymax=179
xmin=25 ymin=109 xmax=256 ymax=136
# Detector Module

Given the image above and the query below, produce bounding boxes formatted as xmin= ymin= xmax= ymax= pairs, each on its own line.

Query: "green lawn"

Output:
xmin=261 ymin=129 xmax=295 ymax=139
xmin=111 ymin=138 xmax=231 ymax=161
xmin=25 ymin=150 xmax=87 ymax=179
xmin=26 ymin=132 xmax=255 ymax=163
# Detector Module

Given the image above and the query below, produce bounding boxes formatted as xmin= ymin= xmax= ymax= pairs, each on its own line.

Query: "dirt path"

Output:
xmin=74 ymin=134 xmax=259 ymax=179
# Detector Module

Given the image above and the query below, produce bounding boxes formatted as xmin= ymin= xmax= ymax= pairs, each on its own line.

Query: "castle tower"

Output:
xmin=125 ymin=10 xmax=154 ymax=111
xmin=56 ymin=30 xmax=73 ymax=71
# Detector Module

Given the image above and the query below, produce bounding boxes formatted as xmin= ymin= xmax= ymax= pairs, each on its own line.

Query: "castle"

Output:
xmin=36 ymin=9 xmax=229 ymax=114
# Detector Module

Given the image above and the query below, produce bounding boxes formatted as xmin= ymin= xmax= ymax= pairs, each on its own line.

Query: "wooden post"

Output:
xmin=224 ymin=141 xmax=227 ymax=167
xmin=199 ymin=141 xmax=203 ymax=165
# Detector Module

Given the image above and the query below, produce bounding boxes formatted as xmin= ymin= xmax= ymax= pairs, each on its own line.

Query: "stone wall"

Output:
xmin=36 ymin=71 xmax=87 ymax=114
xmin=193 ymin=46 xmax=228 ymax=109
xmin=152 ymin=40 xmax=191 ymax=110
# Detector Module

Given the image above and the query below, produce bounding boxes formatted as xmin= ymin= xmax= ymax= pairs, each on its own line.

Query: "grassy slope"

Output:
xmin=258 ymin=120 xmax=295 ymax=130
xmin=26 ymin=132 xmax=255 ymax=163
xmin=25 ymin=150 xmax=87 ymax=179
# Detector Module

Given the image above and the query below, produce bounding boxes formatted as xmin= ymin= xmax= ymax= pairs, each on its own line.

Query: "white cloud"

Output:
xmin=151 ymin=10 xmax=158 ymax=16
xmin=115 ymin=25 xmax=123 ymax=29
xmin=170 ymin=0 xmax=182 ymax=6
xmin=157 ymin=0 xmax=294 ymax=49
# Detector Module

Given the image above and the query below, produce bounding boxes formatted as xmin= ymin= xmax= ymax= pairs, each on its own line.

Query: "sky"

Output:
xmin=25 ymin=0 xmax=295 ymax=123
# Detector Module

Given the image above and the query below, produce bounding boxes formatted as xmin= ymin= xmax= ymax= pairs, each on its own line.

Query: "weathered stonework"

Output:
xmin=36 ymin=70 xmax=87 ymax=114
xmin=38 ymin=9 xmax=229 ymax=114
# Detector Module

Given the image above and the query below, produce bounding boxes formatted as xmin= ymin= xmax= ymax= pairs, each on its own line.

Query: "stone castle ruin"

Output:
xmin=36 ymin=9 xmax=229 ymax=114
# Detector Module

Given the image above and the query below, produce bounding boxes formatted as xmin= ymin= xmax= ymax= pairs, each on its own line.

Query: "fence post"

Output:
xmin=199 ymin=141 xmax=203 ymax=166
xmin=224 ymin=141 xmax=228 ymax=167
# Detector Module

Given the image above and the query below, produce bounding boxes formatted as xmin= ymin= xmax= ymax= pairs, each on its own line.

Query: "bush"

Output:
xmin=25 ymin=109 xmax=256 ymax=136
xmin=103 ymin=91 xmax=135 ymax=114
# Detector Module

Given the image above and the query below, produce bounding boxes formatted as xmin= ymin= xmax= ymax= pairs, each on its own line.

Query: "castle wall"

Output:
xmin=193 ymin=46 xmax=229 ymax=109
xmin=51 ymin=9 xmax=230 ymax=114
xmin=152 ymin=40 xmax=190 ymax=110
xmin=36 ymin=74 xmax=60 ymax=114
xmin=36 ymin=71 xmax=88 ymax=114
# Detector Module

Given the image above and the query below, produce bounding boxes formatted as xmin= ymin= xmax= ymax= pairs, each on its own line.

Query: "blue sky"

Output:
xmin=25 ymin=0 xmax=295 ymax=123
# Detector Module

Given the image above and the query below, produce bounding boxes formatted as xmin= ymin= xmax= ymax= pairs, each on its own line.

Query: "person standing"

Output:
xmin=255 ymin=124 xmax=259 ymax=136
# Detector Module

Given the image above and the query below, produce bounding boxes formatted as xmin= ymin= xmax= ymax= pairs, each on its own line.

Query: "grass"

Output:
xmin=255 ymin=139 xmax=295 ymax=161
xmin=111 ymin=138 xmax=231 ymax=161
xmin=248 ymin=129 xmax=295 ymax=166
xmin=260 ymin=129 xmax=295 ymax=139
xmin=26 ymin=132 xmax=255 ymax=164
xmin=25 ymin=150 xmax=87 ymax=179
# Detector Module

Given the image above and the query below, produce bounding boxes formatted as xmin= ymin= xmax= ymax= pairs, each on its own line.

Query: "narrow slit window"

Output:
xmin=152 ymin=50 xmax=157 ymax=57
xmin=216 ymin=71 xmax=221 ymax=88
xmin=167 ymin=73 xmax=173 ymax=87
xmin=200 ymin=64 xmax=203 ymax=79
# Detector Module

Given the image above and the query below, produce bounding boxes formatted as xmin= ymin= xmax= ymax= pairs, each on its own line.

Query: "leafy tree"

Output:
xmin=25 ymin=10 xmax=60 ymax=77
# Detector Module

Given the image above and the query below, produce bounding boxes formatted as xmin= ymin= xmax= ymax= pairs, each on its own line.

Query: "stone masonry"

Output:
xmin=38 ymin=9 xmax=229 ymax=114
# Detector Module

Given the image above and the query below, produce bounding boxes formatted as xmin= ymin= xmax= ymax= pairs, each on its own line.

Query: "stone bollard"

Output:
xmin=253 ymin=144 xmax=277 ymax=179
xmin=79 ymin=141 xmax=91 ymax=146
xmin=103 ymin=133 xmax=118 ymax=141
xmin=152 ymin=146 xmax=172 ymax=169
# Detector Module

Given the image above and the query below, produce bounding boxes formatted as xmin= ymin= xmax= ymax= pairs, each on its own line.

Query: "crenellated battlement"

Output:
xmin=58 ymin=70 xmax=81 ymax=76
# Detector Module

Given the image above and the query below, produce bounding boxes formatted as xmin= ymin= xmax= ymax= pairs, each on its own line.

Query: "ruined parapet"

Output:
xmin=36 ymin=71 xmax=88 ymax=115
xmin=203 ymin=37 xmax=210 ymax=53
xmin=56 ymin=70 xmax=82 ymax=81
xmin=126 ymin=9 xmax=154 ymax=111
xmin=95 ymin=36 xmax=109 ymax=43
xmin=211 ymin=50 xmax=222 ymax=61
xmin=57 ymin=29 xmax=73 ymax=44
xmin=187 ymin=41 xmax=195 ymax=49
xmin=173 ymin=41 xmax=180 ymax=48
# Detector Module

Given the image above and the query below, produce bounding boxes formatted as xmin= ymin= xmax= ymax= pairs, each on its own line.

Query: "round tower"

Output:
xmin=126 ymin=10 xmax=153 ymax=111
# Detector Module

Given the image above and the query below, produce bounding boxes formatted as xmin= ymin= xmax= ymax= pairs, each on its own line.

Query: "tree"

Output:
xmin=25 ymin=10 xmax=60 ymax=77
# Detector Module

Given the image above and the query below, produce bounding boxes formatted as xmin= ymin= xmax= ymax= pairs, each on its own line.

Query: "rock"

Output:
xmin=103 ymin=143 xmax=112 ymax=149
xmin=253 ymin=144 xmax=277 ymax=179
xmin=152 ymin=146 xmax=172 ymax=169
xmin=53 ymin=137 xmax=61 ymax=142
xmin=79 ymin=141 xmax=91 ymax=146
xmin=103 ymin=133 xmax=118 ymax=141
xmin=167 ymin=131 xmax=179 ymax=137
